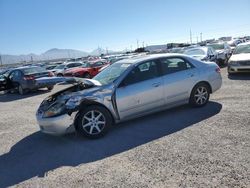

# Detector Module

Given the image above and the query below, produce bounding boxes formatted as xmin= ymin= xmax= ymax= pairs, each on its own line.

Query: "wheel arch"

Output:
xmin=73 ymin=100 xmax=115 ymax=130
xmin=192 ymin=81 xmax=212 ymax=94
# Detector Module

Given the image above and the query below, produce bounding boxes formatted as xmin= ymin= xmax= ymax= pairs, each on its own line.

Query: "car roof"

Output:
xmin=12 ymin=66 xmax=41 ymax=71
xmin=115 ymin=53 xmax=190 ymax=65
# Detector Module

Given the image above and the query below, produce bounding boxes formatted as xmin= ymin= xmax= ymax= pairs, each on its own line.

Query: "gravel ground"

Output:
xmin=0 ymin=68 xmax=249 ymax=188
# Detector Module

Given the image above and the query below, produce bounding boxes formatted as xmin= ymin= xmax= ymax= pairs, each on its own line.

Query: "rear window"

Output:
xmin=22 ymin=67 xmax=46 ymax=74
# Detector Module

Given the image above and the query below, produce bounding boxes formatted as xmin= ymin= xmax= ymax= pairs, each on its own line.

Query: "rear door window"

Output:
xmin=160 ymin=58 xmax=193 ymax=75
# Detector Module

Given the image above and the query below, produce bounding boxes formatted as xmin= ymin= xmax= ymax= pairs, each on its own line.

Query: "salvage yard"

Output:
xmin=0 ymin=68 xmax=249 ymax=187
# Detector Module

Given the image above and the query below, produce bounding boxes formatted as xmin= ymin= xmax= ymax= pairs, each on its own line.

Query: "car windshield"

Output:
xmin=233 ymin=44 xmax=250 ymax=54
xmin=207 ymin=44 xmax=224 ymax=50
xmin=55 ymin=64 xmax=65 ymax=69
xmin=22 ymin=67 xmax=47 ymax=74
xmin=93 ymin=62 xmax=131 ymax=85
xmin=185 ymin=49 xmax=206 ymax=55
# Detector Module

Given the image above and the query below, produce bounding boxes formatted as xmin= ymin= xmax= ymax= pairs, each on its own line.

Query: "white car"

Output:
xmin=207 ymin=42 xmax=231 ymax=65
xmin=184 ymin=47 xmax=217 ymax=62
xmin=51 ymin=62 xmax=83 ymax=76
xmin=228 ymin=42 xmax=250 ymax=74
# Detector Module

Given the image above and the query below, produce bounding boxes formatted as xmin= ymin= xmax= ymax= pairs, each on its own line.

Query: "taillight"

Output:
xmin=48 ymin=72 xmax=54 ymax=77
xmin=24 ymin=75 xmax=35 ymax=80
xmin=215 ymin=67 xmax=221 ymax=73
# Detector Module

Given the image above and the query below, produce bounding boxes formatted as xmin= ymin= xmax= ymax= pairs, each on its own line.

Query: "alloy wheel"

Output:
xmin=194 ymin=86 xmax=208 ymax=105
xmin=82 ymin=110 xmax=106 ymax=135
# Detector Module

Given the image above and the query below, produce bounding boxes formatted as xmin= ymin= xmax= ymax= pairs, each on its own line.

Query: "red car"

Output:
xmin=64 ymin=60 xmax=109 ymax=78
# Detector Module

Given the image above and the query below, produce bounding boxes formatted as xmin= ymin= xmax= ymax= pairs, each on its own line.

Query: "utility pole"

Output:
xmin=0 ymin=55 xmax=2 ymax=67
xmin=137 ymin=39 xmax=139 ymax=49
xmin=190 ymin=29 xmax=192 ymax=44
xmin=200 ymin=32 xmax=203 ymax=42
xmin=106 ymin=47 xmax=108 ymax=55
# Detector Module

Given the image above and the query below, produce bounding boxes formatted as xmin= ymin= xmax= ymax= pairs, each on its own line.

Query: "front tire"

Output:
xmin=76 ymin=105 xmax=113 ymax=139
xmin=189 ymin=83 xmax=210 ymax=107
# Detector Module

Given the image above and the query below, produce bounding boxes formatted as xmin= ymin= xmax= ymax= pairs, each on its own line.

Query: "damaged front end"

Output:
xmin=36 ymin=79 xmax=100 ymax=134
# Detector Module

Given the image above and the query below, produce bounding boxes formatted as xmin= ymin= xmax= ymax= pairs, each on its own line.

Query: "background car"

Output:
xmin=64 ymin=60 xmax=109 ymax=78
xmin=227 ymin=42 xmax=250 ymax=74
xmin=207 ymin=42 xmax=231 ymax=65
xmin=184 ymin=46 xmax=218 ymax=63
xmin=51 ymin=61 xmax=83 ymax=76
xmin=0 ymin=66 xmax=55 ymax=94
xmin=36 ymin=54 xmax=222 ymax=138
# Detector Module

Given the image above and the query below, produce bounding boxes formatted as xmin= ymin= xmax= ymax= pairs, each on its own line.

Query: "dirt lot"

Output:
xmin=0 ymin=68 xmax=249 ymax=188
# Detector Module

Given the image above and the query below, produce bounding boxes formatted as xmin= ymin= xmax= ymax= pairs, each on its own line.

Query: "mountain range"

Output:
xmin=0 ymin=48 xmax=121 ymax=65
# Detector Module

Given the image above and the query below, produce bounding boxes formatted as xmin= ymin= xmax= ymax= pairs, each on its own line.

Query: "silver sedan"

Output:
xmin=36 ymin=54 xmax=222 ymax=139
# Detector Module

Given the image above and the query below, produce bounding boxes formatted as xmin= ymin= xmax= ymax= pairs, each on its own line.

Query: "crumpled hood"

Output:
xmin=229 ymin=53 xmax=250 ymax=61
xmin=45 ymin=79 xmax=102 ymax=102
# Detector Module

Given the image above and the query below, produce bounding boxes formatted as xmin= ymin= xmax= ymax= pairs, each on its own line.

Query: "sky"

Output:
xmin=0 ymin=0 xmax=250 ymax=55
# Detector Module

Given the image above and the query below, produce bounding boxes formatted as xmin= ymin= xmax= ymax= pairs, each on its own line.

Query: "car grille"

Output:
xmin=239 ymin=61 xmax=250 ymax=66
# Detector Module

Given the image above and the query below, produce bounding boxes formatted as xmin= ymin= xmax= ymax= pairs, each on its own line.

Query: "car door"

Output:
xmin=8 ymin=70 xmax=22 ymax=88
xmin=115 ymin=60 xmax=164 ymax=120
xmin=159 ymin=57 xmax=197 ymax=105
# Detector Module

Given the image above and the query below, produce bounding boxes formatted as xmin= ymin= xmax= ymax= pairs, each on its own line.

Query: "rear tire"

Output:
xmin=18 ymin=84 xmax=26 ymax=95
xmin=76 ymin=105 xmax=113 ymax=139
xmin=189 ymin=83 xmax=210 ymax=107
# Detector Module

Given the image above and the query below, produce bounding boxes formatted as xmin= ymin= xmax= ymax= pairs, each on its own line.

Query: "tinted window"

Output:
xmin=9 ymin=70 xmax=22 ymax=79
xmin=67 ymin=63 xmax=76 ymax=68
xmin=160 ymin=58 xmax=193 ymax=75
xmin=74 ymin=62 xmax=83 ymax=67
xmin=123 ymin=61 xmax=159 ymax=85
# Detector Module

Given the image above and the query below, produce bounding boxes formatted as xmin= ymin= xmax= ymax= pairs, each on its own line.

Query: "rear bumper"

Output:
xmin=228 ymin=65 xmax=250 ymax=73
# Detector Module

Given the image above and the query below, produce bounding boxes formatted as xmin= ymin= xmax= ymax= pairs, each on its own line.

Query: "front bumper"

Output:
xmin=228 ymin=65 xmax=250 ymax=73
xmin=36 ymin=112 xmax=77 ymax=135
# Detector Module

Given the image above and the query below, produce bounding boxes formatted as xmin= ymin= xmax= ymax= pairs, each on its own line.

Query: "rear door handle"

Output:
xmin=152 ymin=82 xmax=161 ymax=87
xmin=188 ymin=73 xmax=194 ymax=77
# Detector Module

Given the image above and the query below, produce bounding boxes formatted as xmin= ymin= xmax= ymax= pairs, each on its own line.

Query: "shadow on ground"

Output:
xmin=0 ymin=101 xmax=222 ymax=187
xmin=0 ymin=89 xmax=50 ymax=102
